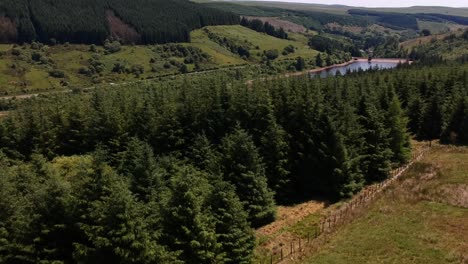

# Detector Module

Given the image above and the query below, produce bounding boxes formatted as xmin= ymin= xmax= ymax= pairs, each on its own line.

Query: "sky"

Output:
xmin=245 ymin=0 xmax=467 ymax=8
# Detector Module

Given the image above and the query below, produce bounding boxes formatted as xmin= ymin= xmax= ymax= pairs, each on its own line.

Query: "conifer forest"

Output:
xmin=0 ymin=0 xmax=467 ymax=263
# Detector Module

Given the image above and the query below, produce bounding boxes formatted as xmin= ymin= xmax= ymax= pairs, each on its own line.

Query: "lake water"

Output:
xmin=311 ymin=61 xmax=400 ymax=78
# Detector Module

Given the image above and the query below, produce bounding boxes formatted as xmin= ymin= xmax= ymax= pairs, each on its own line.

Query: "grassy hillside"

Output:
xmin=0 ymin=25 xmax=320 ymax=95
xmin=402 ymin=30 xmax=468 ymax=60
xmin=370 ymin=6 xmax=468 ymax=17
xmin=0 ymin=42 xmax=218 ymax=95
xmin=302 ymin=145 xmax=468 ymax=264
xmin=194 ymin=25 xmax=317 ymax=60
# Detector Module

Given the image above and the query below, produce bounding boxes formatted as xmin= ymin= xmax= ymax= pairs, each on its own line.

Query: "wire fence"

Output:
xmin=259 ymin=144 xmax=432 ymax=264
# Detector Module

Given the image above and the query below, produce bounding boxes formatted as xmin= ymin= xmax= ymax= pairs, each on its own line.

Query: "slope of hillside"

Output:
xmin=402 ymin=30 xmax=468 ymax=60
xmin=0 ymin=0 xmax=239 ymax=44
xmin=0 ymin=25 xmax=320 ymax=95
xmin=302 ymin=145 xmax=468 ymax=264
xmin=192 ymin=25 xmax=317 ymax=61
xmin=200 ymin=1 xmax=468 ymax=17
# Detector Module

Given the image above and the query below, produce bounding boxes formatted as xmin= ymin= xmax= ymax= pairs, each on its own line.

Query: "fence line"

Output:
xmin=261 ymin=143 xmax=431 ymax=264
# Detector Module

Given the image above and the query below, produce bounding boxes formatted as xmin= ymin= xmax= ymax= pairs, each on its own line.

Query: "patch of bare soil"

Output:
xmin=106 ymin=10 xmax=141 ymax=44
xmin=0 ymin=16 xmax=17 ymax=43
xmin=244 ymin=16 xmax=306 ymax=33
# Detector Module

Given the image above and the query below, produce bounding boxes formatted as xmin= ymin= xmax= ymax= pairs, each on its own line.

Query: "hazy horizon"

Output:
xmin=235 ymin=0 xmax=468 ymax=8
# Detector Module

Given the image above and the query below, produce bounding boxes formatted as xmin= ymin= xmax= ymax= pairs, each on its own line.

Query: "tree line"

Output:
xmin=0 ymin=0 xmax=239 ymax=44
xmin=0 ymin=61 xmax=467 ymax=263
xmin=240 ymin=17 xmax=288 ymax=39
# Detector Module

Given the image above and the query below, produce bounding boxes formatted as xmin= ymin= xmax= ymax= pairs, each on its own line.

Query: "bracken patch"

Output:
xmin=106 ymin=10 xmax=141 ymax=45
xmin=0 ymin=16 xmax=17 ymax=43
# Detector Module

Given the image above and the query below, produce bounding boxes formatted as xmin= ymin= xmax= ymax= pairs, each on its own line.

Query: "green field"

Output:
xmin=303 ymin=145 xmax=468 ymax=264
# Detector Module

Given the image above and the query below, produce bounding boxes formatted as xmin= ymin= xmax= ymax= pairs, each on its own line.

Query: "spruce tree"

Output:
xmin=117 ymin=137 xmax=163 ymax=202
xmin=442 ymin=97 xmax=468 ymax=144
xmin=188 ymin=133 xmax=220 ymax=175
xmin=407 ymin=95 xmax=424 ymax=136
xmin=420 ymin=96 xmax=444 ymax=141
xmin=209 ymin=181 xmax=255 ymax=264
xmin=162 ymin=166 xmax=222 ymax=264
xmin=315 ymin=54 xmax=323 ymax=67
xmin=314 ymin=113 xmax=361 ymax=198
xmin=219 ymin=127 xmax=276 ymax=227
xmin=357 ymin=96 xmax=392 ymax=182
xmin=386 ymin=95 xmax=411 ymax=164
xmin=73 ymin=152 xmax=176 ymax=264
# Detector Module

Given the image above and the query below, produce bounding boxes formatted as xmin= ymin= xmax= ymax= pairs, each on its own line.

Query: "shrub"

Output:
xmin=104 ymin=40 xmax=122 ymax=54
xmin=49 ymin=70 xmax=65 ymax=78
xmin=282 ymin=45 xmax=295 ymax=55
xmin=112 ymin=63 xmax=127 ymax=74
xmin=78 ymin=67 xmax=92 ymax=76
xmin=11 ymin=49 xmax=21 ymax=56
xmin=265 ymin=49 xmax=279 ymax=60
xmin=179 ymin=64 xmax=189 ymax=74
xmin=31 ymin=52 xmax=42 ymax=62
xmin=130 ymin=64 xmax=144 ymax=76
xmin=89 ymin=44 xmax=97 ymax=52
xmin=421 ymin=29 xmax=431 ymax=36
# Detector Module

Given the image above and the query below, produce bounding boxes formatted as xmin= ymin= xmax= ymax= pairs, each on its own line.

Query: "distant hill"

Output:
xmin=349 ymin=9 xmax=468 ymax=29
xmin=198 ymin=1 xmax=468 ymax=17
xmin=0 ymin=0 xmax=239 ymax=45
xmin=203 ymin=1 xmax=468 ymax=32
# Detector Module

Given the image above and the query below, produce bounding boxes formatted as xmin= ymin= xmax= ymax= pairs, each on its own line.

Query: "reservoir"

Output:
xmin=311 ymin=59 xmax=403 ymax=78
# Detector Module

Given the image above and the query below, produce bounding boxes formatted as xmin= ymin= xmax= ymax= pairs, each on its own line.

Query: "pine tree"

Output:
xmin=357 ymin=96 xmax=392 ymax=182
xmin=315 ymin=53 xmax=323 ymax=67
xmin=314 ymin=113 xmax=361 ymax=198
xmin=162 ymin=166 xmax=222 ymax=264
xmin=117 ymin=137 xmax=163 ymax=202
xmin=295 ymin=57 xmax=305 ymax=71
xmin=386 ymin=95 xmax=411 ymax=164
xmin=73 ymin=152 xmax=176 ymax=263
xmin=208 ymin=181 xmax=255 ymax=264
xmin=420 ymin=96 xmax=444 ymax=140
xmin=407 ymin=95 xmax=424 ymax=136
xmin=188 ymin=133 xmax=220 ymax=175
xmin=326 ymin=55 xmax=332 ymax=66
xmin=219 ymin=127 xmax=276 ymax=227
xmin=442 ymin=97 xmax=468 ymax=144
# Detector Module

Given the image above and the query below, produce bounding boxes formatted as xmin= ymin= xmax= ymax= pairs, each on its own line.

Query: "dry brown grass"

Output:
xmin=301 ymin=144 xmax=468 ymax=264
xmin=106 ymin=10 xmax=141 ymax=44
